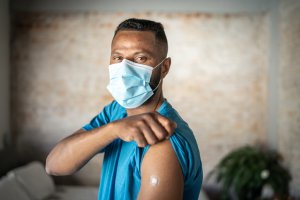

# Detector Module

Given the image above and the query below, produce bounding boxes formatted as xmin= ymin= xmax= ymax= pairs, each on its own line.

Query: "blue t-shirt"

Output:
xmin=83 ymin=99 xmax=202 ymax=200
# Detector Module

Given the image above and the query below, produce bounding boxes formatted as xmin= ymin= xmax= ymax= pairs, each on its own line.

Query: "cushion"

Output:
xmin=9 ymin=161 xmax=55 ymax=200
xmin=47 ymin=185 xmax=98 ymax=200
xmin=0 ymin=173 xmax=31 ymax=200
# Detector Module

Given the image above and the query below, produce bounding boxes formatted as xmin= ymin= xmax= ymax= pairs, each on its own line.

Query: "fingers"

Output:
xmin=142 ymin=114 xmax=168 ymax=141
xmin=140 ymin=122 xmax=159 ymax=145
xmin=118 ymin=112 xmax=177 ymax=147
xmin=154 ymin=112 xmax=177 ymax=137
xmin=134 ymin=131 xmax=148 ymax=147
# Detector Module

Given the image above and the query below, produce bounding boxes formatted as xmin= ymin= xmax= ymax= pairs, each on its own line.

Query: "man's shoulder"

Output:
xmin=159 ymin=101 xmax=191 ymax=133
xmin=158 ymin=100 xmax=179 ymax=120
xmin=139 ymin=139 xmax=184 ymax=199
xmin=159 ymin=100 xmax=202 ymax=173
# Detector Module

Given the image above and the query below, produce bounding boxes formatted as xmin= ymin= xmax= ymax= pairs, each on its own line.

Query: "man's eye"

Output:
xmin=113 ymin=56 xmax=123 ymax=62
xmin=135 ymin=57 xmax=147 ymax=63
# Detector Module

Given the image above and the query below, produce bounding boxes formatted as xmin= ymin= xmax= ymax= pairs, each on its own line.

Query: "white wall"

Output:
xmin=0 ymin=0 xmax=10 ymax=149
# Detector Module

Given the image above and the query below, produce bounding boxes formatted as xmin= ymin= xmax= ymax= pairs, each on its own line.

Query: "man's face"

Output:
xmin=110 ymin=30 xmax=164 ymax=65
xmin=110 ymin=30 xmax=166 ymax=85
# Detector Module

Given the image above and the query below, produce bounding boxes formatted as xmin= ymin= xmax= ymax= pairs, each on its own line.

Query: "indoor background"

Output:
xmin=0 ymin=0 xmax=299 ymax=198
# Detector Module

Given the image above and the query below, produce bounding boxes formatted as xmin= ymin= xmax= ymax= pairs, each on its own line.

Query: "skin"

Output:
xmin=46 ymin=30 xmax=183 ymax=199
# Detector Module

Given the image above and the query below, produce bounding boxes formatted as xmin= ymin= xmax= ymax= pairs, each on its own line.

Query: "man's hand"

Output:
xmin=112 ymin=112 xmax=177 ymax=147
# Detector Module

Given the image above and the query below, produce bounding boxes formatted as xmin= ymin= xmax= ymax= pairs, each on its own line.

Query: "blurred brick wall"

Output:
xmin=278 ymin=0 xmax=300 ymax=195
xmin=11 ymin=12 xmax=269 ymax=185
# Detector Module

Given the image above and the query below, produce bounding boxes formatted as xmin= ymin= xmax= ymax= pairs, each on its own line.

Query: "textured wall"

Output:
xmin=11 ymin=12 xmax=268 ymax=185
xmin=165 ymin=13 xmax=268 ymax=171
xmin=278 ymin=0 xmax=300 ymax=196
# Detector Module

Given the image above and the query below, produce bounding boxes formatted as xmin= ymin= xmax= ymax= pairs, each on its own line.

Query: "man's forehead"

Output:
xmin=114 ymin=30 xmax=156 ymax=38
xmin=112 ymin=30 xmax=157 ymax=45
xmin=111 ymin=30 xmax=159 ymax=54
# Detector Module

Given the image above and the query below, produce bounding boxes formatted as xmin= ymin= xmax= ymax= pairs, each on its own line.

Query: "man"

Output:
xmin=46 ymin=18 xmax=202 ymax=200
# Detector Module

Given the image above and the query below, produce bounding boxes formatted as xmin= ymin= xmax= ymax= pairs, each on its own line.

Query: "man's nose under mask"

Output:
xmin=107 ymin=58 xmax=165 ymax=109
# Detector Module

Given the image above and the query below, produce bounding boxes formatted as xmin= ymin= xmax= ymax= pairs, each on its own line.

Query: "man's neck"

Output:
xmin=126 ymin=88 xmax=164 ymax=116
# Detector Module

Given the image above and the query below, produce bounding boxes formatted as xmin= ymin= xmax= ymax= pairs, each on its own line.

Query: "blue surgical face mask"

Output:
xmin=107 ymin=58 xmax=165 ymax=109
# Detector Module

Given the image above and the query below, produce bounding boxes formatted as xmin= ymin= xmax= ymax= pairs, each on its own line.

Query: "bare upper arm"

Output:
xmin=138 ymin=139 xmax=184 ymax=200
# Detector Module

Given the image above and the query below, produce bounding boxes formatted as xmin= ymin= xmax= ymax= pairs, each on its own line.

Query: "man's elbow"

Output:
xmin=45 ymin=156 xmax=75 ymax=176
xmin=45 ymin=164 xmax=58 ymax=176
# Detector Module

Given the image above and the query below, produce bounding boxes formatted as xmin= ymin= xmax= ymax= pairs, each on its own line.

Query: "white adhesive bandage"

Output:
xmin=150 ymin=175 xmax=159 ymax=186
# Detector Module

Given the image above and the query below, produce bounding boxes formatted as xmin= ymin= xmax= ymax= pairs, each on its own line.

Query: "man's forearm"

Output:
xmin=46 ymin=123 xmax=117 ymax=176
xmin=46 ymin=111 xmax=176 ymax=176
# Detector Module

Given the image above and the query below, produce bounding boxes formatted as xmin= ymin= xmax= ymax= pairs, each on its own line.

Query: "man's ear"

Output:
xmin=161 ymin=57 xmax=171 ymax=79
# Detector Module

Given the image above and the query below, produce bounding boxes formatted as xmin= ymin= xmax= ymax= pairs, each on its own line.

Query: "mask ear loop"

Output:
xmin=150 ymin=57 xmax=168 ymax=88
xmin=152 ymin=68 xmax=163 ymax=111
xmin=152 ymin=57 xmax=169 ymax=111
xmin=152 ymin=57 xmax=167 ymax=70
xmin=152 ymin=79 xmax=162 ymax=92
xmin=152 ymin=62 xmax=164 ymax=111
xmin=153 ymin=83 xmax=163 ymax=111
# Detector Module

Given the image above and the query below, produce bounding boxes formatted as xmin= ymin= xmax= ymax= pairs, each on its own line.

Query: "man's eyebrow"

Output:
xmin=111 ymin=51 xmax=122 ymax=55
xmin=133 ymin=51 xmax=153 ymax=56
xmin=111 ymin=49 xmax=155 ymax=57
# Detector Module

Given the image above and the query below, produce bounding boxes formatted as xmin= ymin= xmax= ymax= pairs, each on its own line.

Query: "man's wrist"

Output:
xmin=103 ymin=121 xmax=119 ymax=141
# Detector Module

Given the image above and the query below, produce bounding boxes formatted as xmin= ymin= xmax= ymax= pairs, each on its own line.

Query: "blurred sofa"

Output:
xmin=0 ymin=161 xmax=98 ymax=200
xmin=0 ymin=161 xmax=209 ymax=200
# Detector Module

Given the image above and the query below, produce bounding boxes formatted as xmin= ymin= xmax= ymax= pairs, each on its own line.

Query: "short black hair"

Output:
xmin=114 ymin=18 xmax=168 ymax=57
